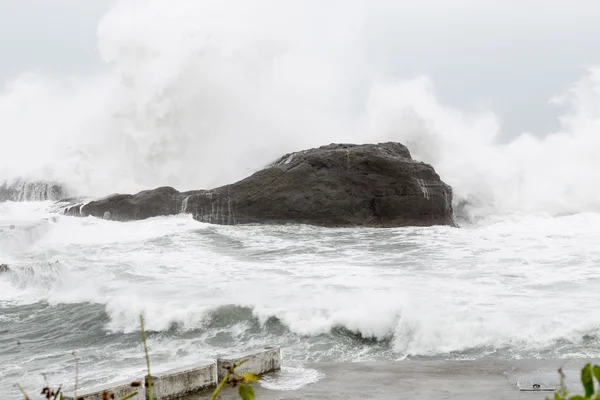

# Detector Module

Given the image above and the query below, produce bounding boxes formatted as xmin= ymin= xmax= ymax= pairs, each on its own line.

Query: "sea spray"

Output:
xmin=1 ymin=1 xmax=600 ymax=219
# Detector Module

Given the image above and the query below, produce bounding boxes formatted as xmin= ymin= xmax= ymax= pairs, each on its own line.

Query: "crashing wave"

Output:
xmin=0 ymin=179 xmax=68 ymax=202
xmin=0 ymin=260 xmax=65 ymax=290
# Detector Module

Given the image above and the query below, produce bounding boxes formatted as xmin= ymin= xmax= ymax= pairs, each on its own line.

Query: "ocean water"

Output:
xmin=3 ymin=1 xmax=600 ymax=397
xmin=2 ymin=200 xmax=600 ymax=396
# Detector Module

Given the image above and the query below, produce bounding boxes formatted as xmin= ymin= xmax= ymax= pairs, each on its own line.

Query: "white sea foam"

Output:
xmin=260 ymin=367 xmax=325 ymax=391
xmin=2 ymin=204 xmax=599 ymax=358
xmin=1 ymin=203 xmax=599 ymax=397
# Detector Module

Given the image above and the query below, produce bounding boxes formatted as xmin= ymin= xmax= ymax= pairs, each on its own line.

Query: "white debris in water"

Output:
xmin=259 ymin=367 xmax=325 ymax=391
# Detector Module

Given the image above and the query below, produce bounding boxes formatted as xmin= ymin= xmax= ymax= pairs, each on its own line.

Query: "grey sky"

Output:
xmin=0 ymin=0 xmax=112 ymax=78
xmin=1 ymin=0 xmax=599 ymax=139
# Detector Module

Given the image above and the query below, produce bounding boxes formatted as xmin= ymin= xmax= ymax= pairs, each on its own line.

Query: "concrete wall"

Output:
xmin=217 ymin=347 xmax=282 ymax=381
xmin=147 ymin=361 xmax=216 ymax=400
xmin=62 ymin=347 xmax=281 ymax=400
xmin=62 ymin=379 xmax=145 ymax=400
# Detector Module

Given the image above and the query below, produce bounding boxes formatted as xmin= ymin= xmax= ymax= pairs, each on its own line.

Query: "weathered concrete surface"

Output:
xmin=147 ymin=361 xmax=217 ymax=400
xmin=58 ymin=348 xmax=281 ymax=400
xmin=63 ymin=142 xmax=456 ymax=228
xmin=217 ymin=347 xmax=282 ymax=381
xmin=186 ymin=359 xmax=599 ymax=400
xmin=62 ymin=378 xmax=145 ymax=400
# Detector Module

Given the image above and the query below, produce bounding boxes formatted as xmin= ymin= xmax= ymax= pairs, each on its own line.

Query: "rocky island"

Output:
xmin=62 ymin=142 xmax=457 ymax=228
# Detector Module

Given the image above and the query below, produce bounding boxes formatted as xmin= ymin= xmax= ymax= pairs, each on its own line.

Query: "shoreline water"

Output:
xmin=3 ymin=204 xmax=600 ymax=397
xmin=187 ymin=358 xmax=600 ymax=400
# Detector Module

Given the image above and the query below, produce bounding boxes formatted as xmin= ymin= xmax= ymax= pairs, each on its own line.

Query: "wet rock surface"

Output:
xmin=62 ymin=142 xmax=456 ymax=227
xmin=0 ymin=179 xmax=68 ymax=202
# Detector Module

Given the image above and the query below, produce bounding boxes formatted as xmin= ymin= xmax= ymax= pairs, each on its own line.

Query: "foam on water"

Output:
xmin=1 ymin=202 xmax=600 ymax=396
xmin=0 ymin=202 xmax=58 ymax=255
xmin=259 ymin=367 xmax=325 ymax=391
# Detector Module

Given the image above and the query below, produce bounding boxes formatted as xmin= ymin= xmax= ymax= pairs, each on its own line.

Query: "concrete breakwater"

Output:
xmin=63 ymin=348 xmax=281 ymax=400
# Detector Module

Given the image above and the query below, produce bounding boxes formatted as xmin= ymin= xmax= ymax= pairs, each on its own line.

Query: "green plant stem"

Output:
xmin=210 ymin=371 xmax=231 ymax=400
xmin=210 ymin=359 xmax=248 ymax=400
xmin=52 ymin=386 xmax=62 ymax=400
xmin=140 ymin=315 xmax=153 ymax=400
xmin=120 ymin=392 xmax=138 ymax=400
xmin=73 ymin=352 xmax=78 ymax=400
xmin=16 ymin=383 xmax=30 ymax=400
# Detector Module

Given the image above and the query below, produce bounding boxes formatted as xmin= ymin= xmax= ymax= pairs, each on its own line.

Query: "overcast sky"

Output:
xmin=0 ymin=1 xmax=112 ymax=78
xmin=1 ymin=0 xmax=600 ymax=139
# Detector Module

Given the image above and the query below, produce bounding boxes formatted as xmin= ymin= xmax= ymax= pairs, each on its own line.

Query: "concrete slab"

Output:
xmin=62 ymin=378 xmax=145 ymax=400
xmin=217 ymin=347 xmax=281 ymax=381
xmin=147 ymin=361 xmax=217 ymax=400
xmin=56 ymin=348 xmax=282 ymax=400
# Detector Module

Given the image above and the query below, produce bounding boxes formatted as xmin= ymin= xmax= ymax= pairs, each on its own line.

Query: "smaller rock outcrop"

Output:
xmin=0 ymin=179 xmax=68 ymax=202
xmin=77 ymin=187 xmax=181 ymax=221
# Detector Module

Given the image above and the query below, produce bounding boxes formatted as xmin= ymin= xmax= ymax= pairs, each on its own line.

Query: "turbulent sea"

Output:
xmin=2 ymin=201 xmax=600 ymax=395
xmin=3 ymin=2 xmax=600 ymax=397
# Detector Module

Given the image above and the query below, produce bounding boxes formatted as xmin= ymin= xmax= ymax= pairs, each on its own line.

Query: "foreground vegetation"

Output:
xmin=17 ymin=315 xmax=258 ymax=400
xmin=13 ymin=313 xmax=600 ymax=400
xmin=548 ymin=363 xmax=600 ymax=400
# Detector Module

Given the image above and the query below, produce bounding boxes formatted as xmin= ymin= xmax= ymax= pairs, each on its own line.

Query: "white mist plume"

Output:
xmin=1 ymin=0 xmax=599 ymax=218
xmin=361 ymin=72 xmax=600 ymax=218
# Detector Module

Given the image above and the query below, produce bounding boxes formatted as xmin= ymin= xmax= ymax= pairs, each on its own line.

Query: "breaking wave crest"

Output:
xmin=0 ymin=260 xmax=67 ymax=306
xmin=2 ymin=208 xmax=599 ymax=362
xmin=72 ymin=303 xmax=600 ymax=361
xmin=132 ymin=304 xmax=600 ymax=360
xmin=0 ymin=261 xmax=65 ymax=289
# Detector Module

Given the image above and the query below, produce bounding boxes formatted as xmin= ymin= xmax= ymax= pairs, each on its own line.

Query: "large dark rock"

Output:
xmin=65 ymin=142 xmax=457 ymax=227
xmin=0 ymin=179 xmax=68 ymax=202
